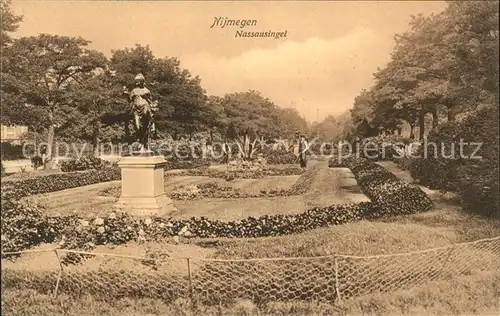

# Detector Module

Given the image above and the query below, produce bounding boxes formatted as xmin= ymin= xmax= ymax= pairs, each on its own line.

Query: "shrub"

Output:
xmin=358 ymin=135 xmax=411 ymax=161
xmin=59 ymin=156 xmax=112 ymax=172
xmin=265 ymin=149 xmax=297 ymax=164
xmin=1 ymin=194 xmax=51 ymax=253
xmin=0 ymin=142 xmax=25 ymax=161
xmin=407 ymin=106 xmax=499 ymax=217
xmin=164 ymin=158 xmax=210 ymax=170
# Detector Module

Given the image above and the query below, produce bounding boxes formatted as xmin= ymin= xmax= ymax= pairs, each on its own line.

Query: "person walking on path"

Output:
xmin=298 ymin=134 xmax=309 ymax=168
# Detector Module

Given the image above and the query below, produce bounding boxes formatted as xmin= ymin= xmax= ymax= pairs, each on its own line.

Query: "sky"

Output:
xmin=10 ymin=0 xmax=446 ymax=122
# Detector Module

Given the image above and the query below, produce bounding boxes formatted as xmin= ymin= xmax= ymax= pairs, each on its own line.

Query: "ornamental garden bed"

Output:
xmin=1 ymin=159 xmax=435 ymax=259
xmin=99 ymin=168 xmax=314 ymax=201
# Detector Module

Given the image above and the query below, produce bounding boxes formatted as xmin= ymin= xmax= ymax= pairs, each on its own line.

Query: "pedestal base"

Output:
xmin=115 ymin=195 xmax=175 ymax=216
xmin=114 ymin=155 xmax=176 ymax=216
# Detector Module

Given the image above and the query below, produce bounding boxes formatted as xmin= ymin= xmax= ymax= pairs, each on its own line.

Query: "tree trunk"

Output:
xmin=409 ymin=123 xmax=415 ymax=140
xmin=432 ymin=108 xmax=439 ymax=129
xmin=92 ymin=122 xmax=100 ymax=157
xmin=419 ymin=111 xmax=425 ymax=140
xmin=47 ymin=108 xmax=55 ymax=159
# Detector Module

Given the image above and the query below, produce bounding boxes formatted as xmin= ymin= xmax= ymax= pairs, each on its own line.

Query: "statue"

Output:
xmin=123 ymin=73 xmax=158 ymax=151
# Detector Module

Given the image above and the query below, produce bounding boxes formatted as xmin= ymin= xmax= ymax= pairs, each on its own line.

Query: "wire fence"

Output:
xmin=1 ymin=237 xmax=499 ymax=305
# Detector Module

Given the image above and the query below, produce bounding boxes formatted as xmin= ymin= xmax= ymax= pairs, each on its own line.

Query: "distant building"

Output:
xmin=1 ymin=124 xmax=28 ymax=144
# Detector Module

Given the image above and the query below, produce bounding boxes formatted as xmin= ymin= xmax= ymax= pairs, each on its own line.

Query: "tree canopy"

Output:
xmin=348 ymin=1 xmax=499 ymax=140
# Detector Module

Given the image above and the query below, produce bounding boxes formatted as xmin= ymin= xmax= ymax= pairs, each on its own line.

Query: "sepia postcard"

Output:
xmin=1 ymin=1 xmax=499 ymax=315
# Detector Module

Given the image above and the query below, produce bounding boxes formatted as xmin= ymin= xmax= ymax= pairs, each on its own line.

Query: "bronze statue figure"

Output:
xmin=123 ymin=73 xmax=158 ymax=150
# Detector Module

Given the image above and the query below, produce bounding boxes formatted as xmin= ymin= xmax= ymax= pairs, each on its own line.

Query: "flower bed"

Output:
xmin=336 ymin=157 xmax=433 ymax=216
xmin=1 ymin=201 xmax=375 ymax=256
xmin=0 ymin=195 xmax=51 ymax=253
xmin=169 ymin=167 xmax=317 ymax=200
xmin=175 ymin=166 xmax=304 ymax=179
xmin=100 ymin=167 xmax=317 ymax=200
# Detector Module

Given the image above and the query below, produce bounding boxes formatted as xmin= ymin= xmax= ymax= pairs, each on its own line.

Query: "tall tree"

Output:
xmin=109 ymin=45 xmax=211 ymax=141
xmin=1 ymin=34 xmax=107 ymax=158
xmin=60 ymin=70 xmax=123 ymax=156
xmin=220 ymin=90 xmax=283 ymax=159
xmin=0 ymin=0 xmax=22 ymax=47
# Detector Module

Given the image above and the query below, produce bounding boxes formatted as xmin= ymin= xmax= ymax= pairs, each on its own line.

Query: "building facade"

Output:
xmin=1 ymin=124 xmax=28 ymax=144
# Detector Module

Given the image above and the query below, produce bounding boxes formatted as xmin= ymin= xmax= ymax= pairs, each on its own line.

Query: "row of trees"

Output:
xmin=0 ymin=0 xmax=309 ymax=159
xmin=349 ymin=1 xmax=498 ymax=139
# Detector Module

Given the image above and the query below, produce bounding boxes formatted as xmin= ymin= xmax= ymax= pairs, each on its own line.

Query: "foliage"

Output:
xmin=1 ymin=33 xmax=107 ymax=158
xmin=59 ymin=156 xmax=112 ymax=172
xmin=349 ymin=1 xmax=499 ymax=139
xmin=0 ymin=142 xmax=25 ymax=160
xmin=405 ymin=105 xmax=499 ymax=217
xmin=1 ymin=167 xmax=121 ymax=200
xmin=0 ymin=194 xmax=50 ymax=253
xmin=0 ymin=0 xmax=23 ymax=47
xmin=264 ymin=148 xmax=297 ymax=165
xmin=358 ymin=135 xmax=412 ymax=161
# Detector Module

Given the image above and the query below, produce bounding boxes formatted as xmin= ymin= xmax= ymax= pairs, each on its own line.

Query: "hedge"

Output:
xmin=357 ymin=135 xmax=412 ymax=161
xmin=1 ymin=167 xmax=121 ymax=200
xmin=59 ymin=156 xmax=113 ymax=172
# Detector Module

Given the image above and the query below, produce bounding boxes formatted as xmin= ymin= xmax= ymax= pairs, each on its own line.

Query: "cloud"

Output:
xmin=181 ymin=27 xmax=392 ymax=121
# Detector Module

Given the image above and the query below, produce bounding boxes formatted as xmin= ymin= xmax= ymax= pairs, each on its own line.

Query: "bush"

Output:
xmin=59 ymin=156 xmax=111 ymax=172
xmin=0 ymin=142 xmax=25 ymax=161
xmin=164 ymin=158 xmax=210 ymax=170
xmin=406 ymin=106 xmax=499 ymax=217
xmin=1 ymin=194 xmax=52 ymax=253
xmin=358 ymin=135 xmax=411 ymax=161
xmin=265 ymin=149 xmax=297 ymax=164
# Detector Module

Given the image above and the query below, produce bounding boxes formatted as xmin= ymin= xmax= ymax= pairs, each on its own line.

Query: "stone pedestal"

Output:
xmin=114 ymin=155 xmax=175 ymax=216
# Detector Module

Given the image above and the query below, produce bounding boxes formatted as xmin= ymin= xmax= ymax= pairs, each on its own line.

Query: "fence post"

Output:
xmin=187 ymin=258 xmax=193 ymax=306
xmin=53 ymin=250 xmax=63 ymax=298
xmin=335 ymin=256 xmax=342 ymax=302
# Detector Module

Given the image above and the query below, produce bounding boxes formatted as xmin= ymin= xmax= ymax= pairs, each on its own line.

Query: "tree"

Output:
xmin=151 ymin=57 xmax=211 ymax=139
xmin=60 ymin=70 xmax=123 ymax=156
xmin=109 ymin=45 xmax=211 ymax=141
xmin=278 ymin=107 xmax=309 ymax=140
xmin=108 ymin=44 xmax=156 ymax=142
xmin=220 ymin=90 xmax=283 ymax=159
xmin=1 ymin=34 xmax=107 ymax=158
xmin=444 ymin=1 xmax=499 ymax=105
xmin=0 ymin=0 xmax=22 ymax=48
